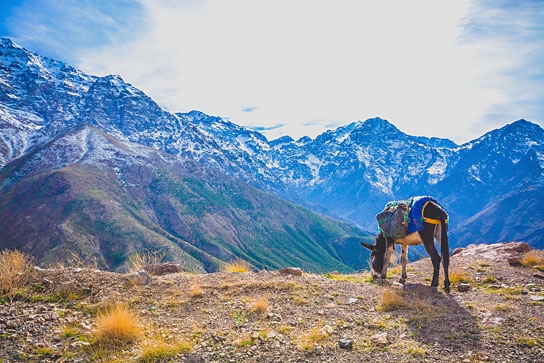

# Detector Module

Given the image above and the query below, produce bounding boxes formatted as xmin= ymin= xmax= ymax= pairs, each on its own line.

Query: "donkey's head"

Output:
xmin=361 ymin=233 xmax=394 ymax=280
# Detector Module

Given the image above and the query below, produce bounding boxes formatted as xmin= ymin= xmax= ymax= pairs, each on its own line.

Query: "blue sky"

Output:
xmin=1 ymin=0 xmax=543 ymax=143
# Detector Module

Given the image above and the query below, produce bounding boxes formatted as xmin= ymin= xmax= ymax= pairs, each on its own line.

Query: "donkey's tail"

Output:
xmin=440 ymin=209 xmax=450 ymax=267
xmin=440 ymin=207 xmax=451 ymax=292
xmin=440 ymin=209 xmax=449 ymax=258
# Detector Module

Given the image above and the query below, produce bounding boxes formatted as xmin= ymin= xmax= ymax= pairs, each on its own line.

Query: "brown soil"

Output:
xmin=0 ymin=242 xmax=543 ymax=362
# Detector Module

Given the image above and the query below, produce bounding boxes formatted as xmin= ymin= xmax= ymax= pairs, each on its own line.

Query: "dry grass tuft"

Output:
xmin=448 ymin=269 xmax=472 ymax=285
xmin=222 ymin=259 xmax=251 ymax=273
xmin=399 ymin=340 xmax=429 ymax=356
xmin=386 ymin=265 xmax=402 ymax=278
xmin=495 ymin=303 xmax=514 ymax=312
xmin=189 ymin=283 xmax=203 ymax=298
xmin=279 ymin=325 xmax=294 ymax=335
xmin=362 ymin=270 xmax=375 ymax=283
xmin=54 ymin=252 xmax=98 ymax=270
xmin=0 ymin=249 xmax=35 ymax=304
xmin=379 ymin=287 xmax=435 ymax=312
xmin=379 ymin=289 xmax=407 ymax=311
xmin=235 ymin=332 xmax=254 ymax=347
xmin=297 ymin=327 xmax=329 ymax=351
xmin=93 ymin=302 xmax=143 ymax=346
xmin=127 ymin=250 xmax=166 ymax=273
xmin=250 ymin=296 xmax=269 ymax=314
xmin=516 ymin=336 xmax=542 ymax=347
xmin=519 ymin=250 xmax=544 ymax=271
xmin=323 ymin=272 xmax=365 ymax=283
xmin=140 ymin=338 xmax=193 ymax=362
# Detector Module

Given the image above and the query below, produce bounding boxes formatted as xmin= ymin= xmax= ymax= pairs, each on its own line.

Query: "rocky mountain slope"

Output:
xmin=0 ymin=243 xmax=543 ymax=362
xmin=1 ymin=37 xmax=543 ymax=273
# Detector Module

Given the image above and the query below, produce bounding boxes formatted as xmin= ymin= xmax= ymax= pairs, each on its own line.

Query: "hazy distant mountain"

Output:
xmin=1 ymin=38 xmax=543 ymax=273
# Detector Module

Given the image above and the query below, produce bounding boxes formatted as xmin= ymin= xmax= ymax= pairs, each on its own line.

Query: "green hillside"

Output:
xmin=0 ymin=125 xmax=373 ymax=273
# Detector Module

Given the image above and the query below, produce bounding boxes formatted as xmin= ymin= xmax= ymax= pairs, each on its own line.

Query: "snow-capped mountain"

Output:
xmin=1 ymin=37 xmax=543 ymax=260
xmin=0 ymin=122 xmax=371 ymax=272
xmin=181 ymin=108 xmax=543 ymax=249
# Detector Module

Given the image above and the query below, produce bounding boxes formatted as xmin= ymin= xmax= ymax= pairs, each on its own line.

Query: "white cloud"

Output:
xmin=455 ymin=0 xmax=544 ymax=136
xmin=4 ymin=0 xmax=543 ymax=143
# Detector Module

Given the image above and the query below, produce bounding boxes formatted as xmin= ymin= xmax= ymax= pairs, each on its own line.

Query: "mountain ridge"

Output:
xmin=0 ymin=121 xmax=371 ymax=272
xmin=1 ymin=38 xmax=543 ymax=272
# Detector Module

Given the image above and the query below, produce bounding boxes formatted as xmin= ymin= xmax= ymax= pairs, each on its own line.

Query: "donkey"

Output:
xmin=361 ymin=197 xmax=451 ymax=292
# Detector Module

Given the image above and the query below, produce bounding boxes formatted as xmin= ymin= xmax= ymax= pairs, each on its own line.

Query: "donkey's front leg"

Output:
xmin=399 ymin=245 xmax=408 ymax=284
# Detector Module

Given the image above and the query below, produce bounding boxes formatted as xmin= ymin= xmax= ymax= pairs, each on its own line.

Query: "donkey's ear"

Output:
xmin=360 ymin=241 xmax=375 ymax=250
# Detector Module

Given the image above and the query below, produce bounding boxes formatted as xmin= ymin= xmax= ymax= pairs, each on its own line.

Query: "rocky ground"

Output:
xmin=0 ymin=242 xmax=543 ymax=363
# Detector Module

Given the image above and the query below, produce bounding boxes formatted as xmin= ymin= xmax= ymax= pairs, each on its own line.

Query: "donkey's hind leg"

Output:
xmin=420 ymin=224 xmax=441 ymax=288
xmin=437 ymin=220 xmax=451 ymax=293
xmin=399 ymin=244 xmax=408 ymax=284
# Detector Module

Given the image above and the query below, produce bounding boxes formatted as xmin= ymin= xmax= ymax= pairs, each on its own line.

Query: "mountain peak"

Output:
xmin=0 ymin=38 xmax=19 ymax=49
xmin=506 ymin=119 xmax=542 ymax=134
xmin=476 ymin=119 xmax=544 ymax=146
xmin=358 ymin=117 xmax=401 ymax=134
xmin=342 ymin=117 xmax=402 ymax=141
xmin=362 ymin=117 xmax=393 ymax=127
xmin=270 ymin=135 xmax=295 ymax=146
xmin=0 ymin=38 xmax=32 ymax=63
xmin=479 ymin=119 xmax=542 ymax=139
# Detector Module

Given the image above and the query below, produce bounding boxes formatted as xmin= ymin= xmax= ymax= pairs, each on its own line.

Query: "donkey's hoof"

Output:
xmin=398 ymin=277 xmax=406 ymax=284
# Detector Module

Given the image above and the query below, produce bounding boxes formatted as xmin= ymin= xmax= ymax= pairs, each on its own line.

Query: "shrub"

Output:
xmin=93 ymin=302 xmax=143 ymax=346
xmin=0 ymin=249 xmax=35 ymax=304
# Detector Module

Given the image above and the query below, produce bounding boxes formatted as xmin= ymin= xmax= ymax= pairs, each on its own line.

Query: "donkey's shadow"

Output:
xmin=388 ymin=283 xmax=481 ymax=354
